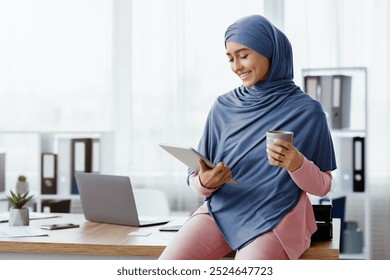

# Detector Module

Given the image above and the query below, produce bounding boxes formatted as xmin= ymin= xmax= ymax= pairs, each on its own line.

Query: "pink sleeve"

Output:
xmin=288 ymin=156 xmax=332 ymax=197
xmin=189 ymin=173 xmax=215 ymax=197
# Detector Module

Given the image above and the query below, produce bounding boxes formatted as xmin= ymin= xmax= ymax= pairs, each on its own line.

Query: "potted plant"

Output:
xmin=7 ymin=190 xmax=34 ymax=226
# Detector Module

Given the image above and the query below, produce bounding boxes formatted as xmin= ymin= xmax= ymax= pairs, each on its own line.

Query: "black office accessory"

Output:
xmin=41 ymin=153 xmax=58 ymax=194
xmin=353 ymin=136 xmax=365 ymax=192
xmin=41 ymin=199 xmax=71 ymax=213
xmin=312 ymin=204 xmax=332 ymax=223
xmin=311 ymin=203 xmax=333 ymax=241
xmin=41 ymin=223 xmax=79 ymax=230
xmin=159 ymin=225 xmax=182 ymax=232
xmin=311 ymin=222 xmax=333 ymax=241
xmin=70 ymin=138 xmax=93 ymax=194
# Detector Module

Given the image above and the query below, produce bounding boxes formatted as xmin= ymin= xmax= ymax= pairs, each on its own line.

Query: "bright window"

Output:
xmin=0 ymin=0 xmax=113 ymax=131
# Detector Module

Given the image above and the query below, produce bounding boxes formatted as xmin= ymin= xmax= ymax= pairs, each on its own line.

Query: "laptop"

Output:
xmin=75 ymin=173 xmax=170 ymax=227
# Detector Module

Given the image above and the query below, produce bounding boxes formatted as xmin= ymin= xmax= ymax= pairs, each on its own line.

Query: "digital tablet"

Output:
xmin=159 ymin=143 xmax=238 ymax=185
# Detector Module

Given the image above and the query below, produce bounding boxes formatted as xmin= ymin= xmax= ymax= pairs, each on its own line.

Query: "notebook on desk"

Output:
xmin=75 ymin=173 xmax=170 ymax=227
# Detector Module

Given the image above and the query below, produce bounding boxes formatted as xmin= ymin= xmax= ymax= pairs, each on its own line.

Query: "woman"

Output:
xmin=159 ymin=15 xmax=336 ymax=260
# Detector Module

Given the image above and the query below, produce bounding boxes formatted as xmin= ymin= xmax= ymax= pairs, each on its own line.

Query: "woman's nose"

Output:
xmin=232 ymin=60 xmax=243 ymax=72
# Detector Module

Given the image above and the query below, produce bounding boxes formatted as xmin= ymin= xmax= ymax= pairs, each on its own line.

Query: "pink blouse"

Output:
xmin=189 ymin=156 xmax=332 ymax=259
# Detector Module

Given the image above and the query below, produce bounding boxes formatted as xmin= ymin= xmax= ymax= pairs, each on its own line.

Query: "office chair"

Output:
xmin=41 ymin=199 xmax=71 ymax=213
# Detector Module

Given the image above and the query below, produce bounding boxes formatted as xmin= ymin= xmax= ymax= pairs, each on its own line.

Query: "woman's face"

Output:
xmin=226 ymin=41 xmax=270 ymax=88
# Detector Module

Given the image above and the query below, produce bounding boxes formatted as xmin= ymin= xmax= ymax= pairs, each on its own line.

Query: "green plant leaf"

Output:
xmin=7 ymin=191 xmax=34 ymax=209
xmin=10 ymin=190 xmax=18 ymax=201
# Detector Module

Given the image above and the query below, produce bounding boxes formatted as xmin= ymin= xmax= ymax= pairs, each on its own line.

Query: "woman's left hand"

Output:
xmin=266 ymin=139 xmax=303 ymax=172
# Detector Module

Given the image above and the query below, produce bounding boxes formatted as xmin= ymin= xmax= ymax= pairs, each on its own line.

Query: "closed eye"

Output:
xmin=228 ymin=54 xmax=248 ymax=63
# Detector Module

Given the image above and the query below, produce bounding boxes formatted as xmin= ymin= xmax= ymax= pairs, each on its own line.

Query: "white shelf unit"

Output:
xmin=302 ymin=67 xmax=370 ymax=259
xmin=0 ymin=130 xmax=115 ymax=212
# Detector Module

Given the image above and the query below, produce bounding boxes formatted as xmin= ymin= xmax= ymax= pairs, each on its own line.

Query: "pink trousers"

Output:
xmin=158 ymin=212 xmax=289 ymax=260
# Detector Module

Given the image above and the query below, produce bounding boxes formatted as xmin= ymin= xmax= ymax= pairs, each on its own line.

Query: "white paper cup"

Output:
xmin=266 ymin=130 xmax=294 ymax=165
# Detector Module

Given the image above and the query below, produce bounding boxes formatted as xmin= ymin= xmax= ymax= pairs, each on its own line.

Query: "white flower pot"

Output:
xmin=9 ymin=207 xmax=30 ymax=226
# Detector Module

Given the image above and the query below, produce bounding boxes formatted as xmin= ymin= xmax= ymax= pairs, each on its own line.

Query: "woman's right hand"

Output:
xmin=198 ymin=159 xmax=233 ymax=190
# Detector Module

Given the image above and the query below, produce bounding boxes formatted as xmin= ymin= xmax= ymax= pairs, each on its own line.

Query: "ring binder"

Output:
xmin=41 ymin=153 xmax=58 ymax=194
xmin=304 ymin=74 xmax=352 ymax=129
xmin=57 ymin=137 xmax=101 ymax=195
xmin=331 ymin=75 xmax=352 ymax=129
xmin=353 ymin=137 xmax=365 ymax=192
xmin=304 ymin=76 xmax=320 ymax=100
xmin=71 ymin=138 xmax=93 ymax=195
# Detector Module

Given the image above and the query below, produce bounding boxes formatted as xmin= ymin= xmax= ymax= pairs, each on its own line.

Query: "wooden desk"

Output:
xmin=300 ymin=218 xmax=340 ymax=260
xmin=0 ymin=214 xmax=339 ymax=260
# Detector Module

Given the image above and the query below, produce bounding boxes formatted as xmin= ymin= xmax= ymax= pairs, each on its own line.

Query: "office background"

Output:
xmin=0 ymin=0 xmax=389 ymax=259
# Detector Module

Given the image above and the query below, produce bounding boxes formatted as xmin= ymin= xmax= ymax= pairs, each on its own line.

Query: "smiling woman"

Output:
xmin=226 ymin=42 xmax=271 ymax=87
xmin=158 ymin=14 xmax=336 ymax=260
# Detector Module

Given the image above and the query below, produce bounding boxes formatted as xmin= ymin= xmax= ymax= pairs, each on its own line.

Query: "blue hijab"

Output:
xmin=190 ymin=15 xmax=336 ymax=250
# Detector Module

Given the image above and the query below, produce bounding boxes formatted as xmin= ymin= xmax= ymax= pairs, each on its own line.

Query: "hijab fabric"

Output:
xmin=190 ymin=15 xmax=336 ymax=250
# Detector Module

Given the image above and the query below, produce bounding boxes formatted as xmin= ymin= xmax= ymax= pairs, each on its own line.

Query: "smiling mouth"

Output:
xmin=239 ymin=72 xmax=250 ymax=79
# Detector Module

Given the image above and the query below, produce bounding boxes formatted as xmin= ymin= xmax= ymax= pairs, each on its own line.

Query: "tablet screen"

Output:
xmin=159 ymin=143 xmax=238 ymax=185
